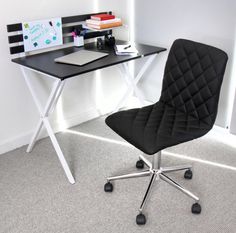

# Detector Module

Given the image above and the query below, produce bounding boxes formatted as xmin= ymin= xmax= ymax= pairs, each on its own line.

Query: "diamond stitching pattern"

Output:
xmin=105 ymin=39 xmax=228 ymax=155
xmin=161 ymin=39 xmax=226 ymax=124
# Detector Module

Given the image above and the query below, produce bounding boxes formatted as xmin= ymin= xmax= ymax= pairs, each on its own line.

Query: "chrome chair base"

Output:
xmin=105 ymin=151 xmax=201 ymax=225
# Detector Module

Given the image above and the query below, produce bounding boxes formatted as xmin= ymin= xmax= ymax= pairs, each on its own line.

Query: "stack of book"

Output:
xmin=115 ymin=44 xmax=138 ymax=56
xmin=85 ymin=14 xmax=122 ymax=30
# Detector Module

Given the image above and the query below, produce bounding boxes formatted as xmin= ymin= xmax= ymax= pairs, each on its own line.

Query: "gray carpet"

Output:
xmin=0 ymin=117 xmax=236 ymax=233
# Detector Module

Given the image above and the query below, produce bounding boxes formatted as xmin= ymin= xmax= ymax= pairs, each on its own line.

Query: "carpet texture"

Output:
xmin=0 ymin=117 xmax=236 ymax=233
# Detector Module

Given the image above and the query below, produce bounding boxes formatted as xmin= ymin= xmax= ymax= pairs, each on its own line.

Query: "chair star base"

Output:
xmin=104 ymin=151 xmax=201 ymax=225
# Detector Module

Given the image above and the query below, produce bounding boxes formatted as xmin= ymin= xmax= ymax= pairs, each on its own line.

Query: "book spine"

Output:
xmin=91 ymin=15 xmax=115 ymax=21
xmin=86 ymin=22 xmax=122 ymax=30
xmin=86 ymin=18 xmax=121 ymax=26
xmin=86 ymin=24 xmax=100 ymax=29
xmin=98 ymin=22 xmax=122 ymax=29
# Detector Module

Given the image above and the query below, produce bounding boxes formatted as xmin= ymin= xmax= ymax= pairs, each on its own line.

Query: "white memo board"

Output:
xmin=22 ymin=18 xmax=63 ymax=52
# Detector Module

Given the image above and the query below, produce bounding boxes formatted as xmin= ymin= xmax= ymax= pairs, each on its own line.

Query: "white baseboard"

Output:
xmin=0 ymin=130 xmax=34 ymax=155
xmin=0 ymin=96 xmax=151 ymax=155
xmin=0 ymin=107 xmax=101 ymax=155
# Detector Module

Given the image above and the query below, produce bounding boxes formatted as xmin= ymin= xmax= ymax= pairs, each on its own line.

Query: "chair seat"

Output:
xmin=106 ymin=101 xmax=211 ymax=155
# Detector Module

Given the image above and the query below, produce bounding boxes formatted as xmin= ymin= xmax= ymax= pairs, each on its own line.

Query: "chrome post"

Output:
xmin=152 ymin=151 xmax=161 ymax=169
xmin=157 ymin=151 xmax=161 ymax=169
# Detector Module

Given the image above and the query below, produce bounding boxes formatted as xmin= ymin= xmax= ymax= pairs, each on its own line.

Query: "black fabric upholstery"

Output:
xmin=106 ymin=39 xmax=228 ymax=155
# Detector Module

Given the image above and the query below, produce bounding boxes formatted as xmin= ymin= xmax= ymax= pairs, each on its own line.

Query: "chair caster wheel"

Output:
xmin=136 ymin=213 xmax=146 ymax=225
xmin=104 ymin=182 xmax=113 ymax=192
xmin=192 ymin=203 xmax=201 ymax=214
xmin=184 ymin=169 xmax=193 ymax=179
xmin=136 ymin=160 xmax=144 ymax=169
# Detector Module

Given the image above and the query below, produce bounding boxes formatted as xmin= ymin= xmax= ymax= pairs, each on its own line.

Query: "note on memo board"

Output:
xmin=22 ymin=18 xmax=63 ymax=52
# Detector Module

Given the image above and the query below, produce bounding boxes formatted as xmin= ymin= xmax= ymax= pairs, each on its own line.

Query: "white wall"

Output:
xmin=135 ymin=0 xmax=236 ymax=128
xmin=230 ymin=91 xmax=236 ymax=134
xmin=229 ymin=27 xmax=236 ymax=135
xmin=0 ymin=0 xmax=130 ymax=154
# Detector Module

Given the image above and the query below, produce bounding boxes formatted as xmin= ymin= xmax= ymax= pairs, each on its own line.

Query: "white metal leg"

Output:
xmin=26 ymin=81 xmax=66 ymax=153
xmin=27 ymin=119 xmax=44 ymax=153
xmin=43 ymin=118 xmax=75 ymax=184
xmin=26 ymin=79 xmax=63 ymax=151
xmin=113 ymin=54 xmax=157 ymax=112
xmin=114 ymin=63 xmax=144 ymax=112
xmin=21 ymin=67 xmax=43 ymax=112
xmin=49 ymin=81 xmax=66 ymax=115
xmin=122 ymin=63 xmax=145 ymax=103
xmin=21 ymin=67 xmax=75 ymax=184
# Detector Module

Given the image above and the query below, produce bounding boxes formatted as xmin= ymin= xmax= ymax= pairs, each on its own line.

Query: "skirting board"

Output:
xmin=1 ymin=100 xmax=235 ymax=155
xmin=0 ymin=96 xmax=148 ymax=155
xmin=0 ymin=107 xmax=101 ymax=155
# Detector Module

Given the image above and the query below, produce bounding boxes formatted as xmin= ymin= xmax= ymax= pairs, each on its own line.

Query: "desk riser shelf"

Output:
xmin=7 ymin=11 xmax=113 ymax=55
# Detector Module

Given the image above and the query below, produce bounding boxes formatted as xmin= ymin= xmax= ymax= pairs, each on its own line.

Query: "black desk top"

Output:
xmin=12 ymin=41 xmax=166 ymax=80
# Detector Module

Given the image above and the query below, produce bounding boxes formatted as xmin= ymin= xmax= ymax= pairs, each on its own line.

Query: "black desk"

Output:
xmin=13 ymin=41 xmax=166 ymax=184
xmin=13 ymin=41 xmax=166 ymax=79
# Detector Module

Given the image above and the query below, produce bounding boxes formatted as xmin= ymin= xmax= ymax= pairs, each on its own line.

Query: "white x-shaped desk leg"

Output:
xmin=114 ymin=54 xmax=157 ymax=113
xmin=21 ymin=67 xmax=75 ymax=184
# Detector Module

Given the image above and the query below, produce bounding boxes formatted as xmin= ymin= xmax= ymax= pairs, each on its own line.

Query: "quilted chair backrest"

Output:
xmin=160 ymin=39 xmax=228 ymax=125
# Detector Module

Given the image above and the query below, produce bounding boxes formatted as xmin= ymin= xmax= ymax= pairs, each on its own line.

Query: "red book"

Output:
xmin=91 ymin=14 xmax=115 ymax=21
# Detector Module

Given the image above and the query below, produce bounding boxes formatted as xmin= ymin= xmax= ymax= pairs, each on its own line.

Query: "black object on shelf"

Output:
xmin=105 ymin=34 xmax=116 ymax=47
xmin=97 ymin=38 xmax=104 ymax=49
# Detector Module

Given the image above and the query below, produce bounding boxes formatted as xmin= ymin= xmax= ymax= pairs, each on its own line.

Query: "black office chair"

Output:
xmin=104 ymin=39 xmax=228 ymax=225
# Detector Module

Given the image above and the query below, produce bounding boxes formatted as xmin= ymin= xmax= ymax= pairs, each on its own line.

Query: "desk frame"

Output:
xmin=19 ymin=53 xmax=157 ymax=184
